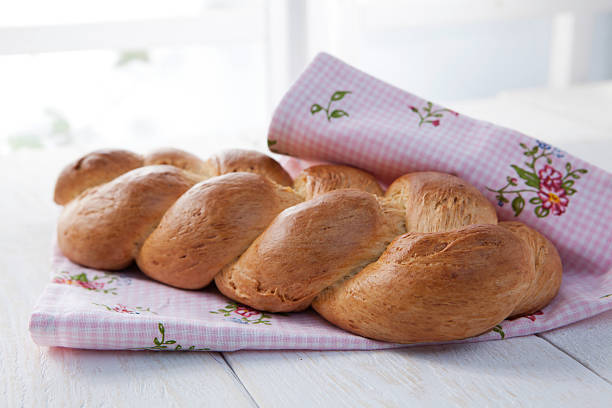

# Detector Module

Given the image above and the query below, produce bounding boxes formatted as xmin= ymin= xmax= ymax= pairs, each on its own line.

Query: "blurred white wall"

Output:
xmin=358 ymin=17 xmax=554 ymax=101
xmin=298 ymin=1 xmax=612 ymax=102
xmin=339 ymin=11 xmax=612 ymax=101
xmin=591 ymin=12 xmax=612 ymax=80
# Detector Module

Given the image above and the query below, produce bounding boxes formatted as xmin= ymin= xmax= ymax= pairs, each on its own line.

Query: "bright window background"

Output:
xmin=1 ymin=0 xmax=611 ymax=155
xmin=0 ymin=46 xmax=267 ymax=152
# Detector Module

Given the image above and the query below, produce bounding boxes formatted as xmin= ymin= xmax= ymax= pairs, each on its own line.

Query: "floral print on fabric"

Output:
xmin=492 ymin=324 xmax=505 ymax=339
xmin=487 ymin=142 xmax=588 ymax=217
xmin=93 ymin=303 xmax=157 ymax=315
xmin=409 ymin=101 xmax=458 ymax=127
xmin=136 ymin=323 xmax=210 ymax=351
xmin=210 ymin=301 xmax=277 ymax=325
xmin=310 ymin=91 xmax=351 ymax=122
xmin=53 ymin=270 xmax=131 ymax=295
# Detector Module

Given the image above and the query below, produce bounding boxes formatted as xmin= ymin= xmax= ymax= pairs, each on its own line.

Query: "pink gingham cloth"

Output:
xmin=30 ymin=53 xmax=612 ymax=351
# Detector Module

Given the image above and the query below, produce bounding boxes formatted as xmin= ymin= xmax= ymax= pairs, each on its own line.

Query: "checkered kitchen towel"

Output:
xmin=30 ymin=53 xmax=612 ymax=351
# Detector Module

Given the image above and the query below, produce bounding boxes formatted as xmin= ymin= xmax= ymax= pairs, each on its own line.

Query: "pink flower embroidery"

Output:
xmin=488 ymin=142 xmax=587 ymax=218
xmin=112 ymin=304 xmax=137 ymax=314
xmin=538 ymin=165 xmax=563 ymax=189
xmin=431 ymin=120 xmax=440 ymax=127
xmin=538 ymin=184 xmax=569 ymax=216
xmin=77 ymin=280 xmax=105 ymax=290
xmin=53 ymin=277 xmax=66 ymax=284
xmin=524 ymin=311 xmax=543 ymax=322
xmin=234 ymin=306 xmax=258 ymax=318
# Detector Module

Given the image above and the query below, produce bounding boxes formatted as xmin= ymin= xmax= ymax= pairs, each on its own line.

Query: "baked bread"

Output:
xmin=54 ymin=149 xmax=143 ymax=205
xmin=54 ymin=147 xmax=562 ymax=343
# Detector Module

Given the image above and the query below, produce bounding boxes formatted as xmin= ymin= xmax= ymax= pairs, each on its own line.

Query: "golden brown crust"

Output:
xmin=214 ymin=189 xmax=405 ymax=312
xmin=499 ymin=221 xmax=563 ymax=317
xmin=54 ymin=149 xmax=143 ymax=205
xmin=57 ymin=166 xmax=200 ymax=270
xmin=312 ymin=224 xmax=533 ymax=343
xmin=144 ymin=148 xmax=210 ymax=177
xmin=137 ymin=173 xmax=302 ymax=289
xmin=205 ymin=149 xmax=293 ymax=186
xmin=293 ymin=164 xmax=383 ymax=199
xmin=385 ymin=172 xmax=498 ymax=233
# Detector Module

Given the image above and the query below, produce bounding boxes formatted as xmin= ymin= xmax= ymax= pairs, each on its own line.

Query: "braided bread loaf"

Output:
xmin=55 ymin=148 xmax=562 ymax=343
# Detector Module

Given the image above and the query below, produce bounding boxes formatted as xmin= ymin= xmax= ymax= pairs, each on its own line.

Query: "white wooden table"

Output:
xmin=2 ymin=83 xmax=611 ymax=407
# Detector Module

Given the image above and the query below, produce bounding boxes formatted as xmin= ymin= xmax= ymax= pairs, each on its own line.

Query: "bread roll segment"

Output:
xmin=144 ymin=147 xmax=211 ymax=177
xmin=137 ymin=173 xmax=302 ymax=289
xmin=500 ymin=221 xmax=563 ymax=317
xmin=386 ymin=172 xmax=498 ymax=233
xmin=312 ymin=224 xmax=533 ymax=343
xmin=58 ymin=165 xmax=200 ymax=270
xmin=293 ymin=164 xmax=384 ymax=199
xmin=54 ymin=149 xmax=143 ymax=205
xmin=205 ymin=148 xmax=294 ymax=186
xmin=215 ymin=189 xmax=405 ymax=312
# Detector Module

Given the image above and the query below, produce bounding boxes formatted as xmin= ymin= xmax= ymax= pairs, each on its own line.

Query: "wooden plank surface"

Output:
xmin=224 ymin=336 xmax=612 ymax=408
xmin=539 ymin=310 xmax=612 ymax=384
xmin=0 ymin=151 xmax=254 ymax=408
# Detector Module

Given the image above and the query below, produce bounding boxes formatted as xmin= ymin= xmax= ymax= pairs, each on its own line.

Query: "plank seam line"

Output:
xmin=535 ymin=334 xmax=612 ymax=386
xmin=219 ymin=352 xmax=261 ymax=408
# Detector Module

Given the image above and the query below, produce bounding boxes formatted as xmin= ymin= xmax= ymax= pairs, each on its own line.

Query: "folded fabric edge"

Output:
xmin=29 ymin=305 xmax=598 ymax=352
